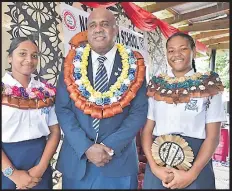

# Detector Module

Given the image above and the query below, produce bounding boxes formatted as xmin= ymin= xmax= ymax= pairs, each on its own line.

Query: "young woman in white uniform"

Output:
xmin=141 ymin=32 xmax=226 ymax=189
xmin=2 ymin=37 xmax=61 ymax=189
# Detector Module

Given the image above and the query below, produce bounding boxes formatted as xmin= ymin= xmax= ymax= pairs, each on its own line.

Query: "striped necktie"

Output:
xmin=93 ymin=56 xmax=108 ymax=134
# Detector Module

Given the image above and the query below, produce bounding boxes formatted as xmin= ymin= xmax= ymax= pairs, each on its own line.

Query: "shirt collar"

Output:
xmin=2 ymin=72 xmax=37 ymax=88
xmin=168 ymin=69 xmax=195 ymax=77
xmin=91 ymin=44 xmax=117 ymax=65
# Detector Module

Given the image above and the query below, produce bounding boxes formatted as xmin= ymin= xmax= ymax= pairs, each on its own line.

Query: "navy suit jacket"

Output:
xmin=55 ymin=50 xmax=148 ymax=180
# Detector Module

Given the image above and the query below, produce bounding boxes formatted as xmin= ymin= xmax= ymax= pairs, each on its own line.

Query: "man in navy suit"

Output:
xmin=55 ymin=7 xmax=148 ymax=189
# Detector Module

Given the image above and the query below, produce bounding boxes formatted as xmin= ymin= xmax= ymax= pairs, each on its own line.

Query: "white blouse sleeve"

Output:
xmin=206 ymin=93 xmax=227 ymax=124
xmin=48 ymin=105 xmax=58 ymax=126
xmin=147 ymin=97 xmax=156 ymax=121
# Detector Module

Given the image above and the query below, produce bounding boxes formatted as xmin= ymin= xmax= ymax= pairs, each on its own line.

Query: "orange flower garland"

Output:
xmin=64 ymin=46 xmax=145 ymax=119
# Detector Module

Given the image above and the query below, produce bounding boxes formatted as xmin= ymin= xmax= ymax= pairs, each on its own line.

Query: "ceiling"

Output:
xmin=133 ymin=2 xmax=230 ymax=54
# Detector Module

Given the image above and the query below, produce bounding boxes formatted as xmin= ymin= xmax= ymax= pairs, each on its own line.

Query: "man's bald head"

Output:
xmin=87 ymin=7 xmax=118 ymax=55
xmin=87 ymin=8 xmax=116 ymax=26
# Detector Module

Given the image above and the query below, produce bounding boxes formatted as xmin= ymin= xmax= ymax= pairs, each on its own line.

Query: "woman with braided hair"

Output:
xmin=141 ymin=32 xmax=226 ymax=189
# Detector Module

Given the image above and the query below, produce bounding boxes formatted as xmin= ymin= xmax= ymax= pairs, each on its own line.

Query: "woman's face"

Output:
xmin=8 ymin=40 xmax=39 ymax=77
xmin=166 ymin=36 xmax=196 ymax=73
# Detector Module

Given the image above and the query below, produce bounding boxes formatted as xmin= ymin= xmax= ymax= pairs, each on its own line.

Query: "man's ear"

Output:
xmin=8 ymin=55 xmax=12 ymax=64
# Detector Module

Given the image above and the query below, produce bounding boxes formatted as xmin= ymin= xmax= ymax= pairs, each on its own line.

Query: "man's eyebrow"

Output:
xmin=87 ymin=21 xmax=95 ymax=25
xmin=88 ymin=20 xmax=111 ymax=24
xmin=179 ymin=45 xmax=189 ymax=47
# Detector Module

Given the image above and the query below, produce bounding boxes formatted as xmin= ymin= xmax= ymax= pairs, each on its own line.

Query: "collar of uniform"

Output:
xmin=91 ymin=44 xmax=117 ymax=66
xmin=168 ymin=69 xmax=195 ymax=77
xmin=2 ymin=72 xmax=37 ymax=88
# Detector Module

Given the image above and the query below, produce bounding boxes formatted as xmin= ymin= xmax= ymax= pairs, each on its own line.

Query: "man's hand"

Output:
xmin=151 ymin=165 xmax=174 ymax=184
xmin=85 ymin=144 xmax=113 ymax=167
xmin=9 ymin=169 xmax=41 ymax=189
xmin=162 ymin=168 xmax=197 ymax=189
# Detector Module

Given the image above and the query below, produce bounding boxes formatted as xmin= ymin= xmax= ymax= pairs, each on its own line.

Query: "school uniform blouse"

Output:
xmin=2 ymin=72 xmax=58 ymax=143
xmin=147 ymin=69 xmax=226 ymax=139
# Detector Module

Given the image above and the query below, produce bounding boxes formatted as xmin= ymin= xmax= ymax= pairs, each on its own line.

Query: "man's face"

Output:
xmin=87 ymin=10 xmax=118 ymax=55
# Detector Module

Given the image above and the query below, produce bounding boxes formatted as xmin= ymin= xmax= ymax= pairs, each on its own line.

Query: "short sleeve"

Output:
xmin=147 ymin=97 xmax=156 ymax=121
xmin=48 ymin=105 xmax=58 ymax=126
xmin=206 ymin=93 xmax=227 ymax=123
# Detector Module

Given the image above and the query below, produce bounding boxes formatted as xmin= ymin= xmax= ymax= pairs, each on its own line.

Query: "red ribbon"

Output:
xmin=80 ymin=2 xmax=207 ymax=54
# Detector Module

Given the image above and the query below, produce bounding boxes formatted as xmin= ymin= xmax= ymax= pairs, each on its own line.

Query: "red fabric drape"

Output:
xmin=121 ymin=2 xmax=180 ymax=38
xmin=80 ymin=2 xmax=117 ymax=8
xmin=80 ymin=2 xmax=207 ymax=54
xmin=121 ymin=2 xmax=160 ymax=31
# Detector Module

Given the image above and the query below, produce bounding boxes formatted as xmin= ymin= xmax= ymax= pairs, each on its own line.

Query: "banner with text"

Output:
xmin=60 ymin=3 xmax=148 ymax=64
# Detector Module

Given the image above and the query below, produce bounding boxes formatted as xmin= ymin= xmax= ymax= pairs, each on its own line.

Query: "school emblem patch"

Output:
xmin=185 ymin=99 xmax=198 ymax=112
xmin=62 ymin=10 xmax=77 ymax=31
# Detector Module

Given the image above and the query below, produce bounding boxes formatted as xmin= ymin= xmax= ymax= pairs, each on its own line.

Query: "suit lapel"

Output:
xmin=87 ymin=52 xmax=94 ymax=88
xmin=108 ymin=50 xmax=122 ymax=89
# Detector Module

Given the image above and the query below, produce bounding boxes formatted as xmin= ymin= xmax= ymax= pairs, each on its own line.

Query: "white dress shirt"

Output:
xmin=147 ymin=69 xmax=227 ymax=139
xmin=2 ymin=72 xmax=58 ymax=143
xmin=91 ymin=45 xmax=117 ymax=84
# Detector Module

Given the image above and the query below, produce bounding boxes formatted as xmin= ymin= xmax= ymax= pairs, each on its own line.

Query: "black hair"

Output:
xmin=166 ymin=32 xmax=197 ymax=72
xmin=8 ymin=36 xmax=38 ymax=56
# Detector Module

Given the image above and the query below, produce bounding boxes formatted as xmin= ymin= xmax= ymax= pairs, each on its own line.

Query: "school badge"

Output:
xmin=185 ymin=99 xmax=198 ymax=112
xmin=151 ymin=135 xmax=194 ymax=171
xmin=62 ymin=10 xmax=77 ymax=31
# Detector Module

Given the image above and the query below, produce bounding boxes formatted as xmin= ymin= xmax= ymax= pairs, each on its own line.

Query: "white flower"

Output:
xmin=75 ymin=80 xmax=82 ymax=85
xmin=126 ymin=48 xmax=131 ymax=54
xmin=190 ymin=86 xmax=196 ymax=90
xmin=110 ymin=97 xmax=117 ymax=103
xmin=208 ymin=81 xmax=214 ymax=85
xmin=89 ymin=96 xmax=96 ymax=103
xmin=73 ymin=61 xmax=81 ymax=68
xmin=199 ymin=85 xmax=205 ymax=90
xmin=167 ymin=90 xmax=172 ymax=94
xmin=130 ymin=64 xmax=137 ymax=69
xmin=161 ymin=89 xmax=166 ymax=93
xmin=183 ymin=90 xmax=188 ymax=94
xmin=156 ymin=87 xmax=160 ymax=91
xmin=77 ymin=47 xmax=84 ymax=52
xmin=123 ymin=79 xmax=131 ymax=85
